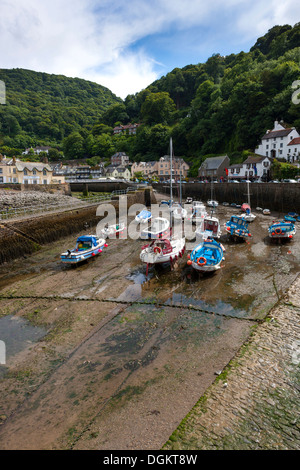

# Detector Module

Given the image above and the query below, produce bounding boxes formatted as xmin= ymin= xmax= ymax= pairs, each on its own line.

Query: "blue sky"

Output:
xmin=0 ymin=0 xmax=299 ymax=99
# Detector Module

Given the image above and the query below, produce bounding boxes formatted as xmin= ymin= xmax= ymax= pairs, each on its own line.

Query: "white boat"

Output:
xmin=101 ymin=221 xmax=126 ymax=239
xmin=187 ymin=238 xmax=225 ymax=273
xmin=207 ymin=199 xmax=218 ymax=208
xmin=140 ymin=137 xmax=185 ymax=269
xmin=192 ymin=203 xmax=207 ymax=224
xmin=141 ymin=217 xmax=170 ymax=239
xmin=172 ymin=204 xmax=187 ymax=220
xmin=196 ymin=214 xmax=222 ymax=240
xmin=263 ymin=209 xmax=271 ymax=215
xmin=268 ymin=221 xmax=296 ymax=239
xmin=240 ymin=182 xmax=256 ymax=222
xmin=140 ymin=237 xmax=186 ymax=267
xmin=61 ymin=235 xmax=107 ymax=264
xmin=207 ymin=180 xmax=218 ymax=207
xmin=135 ymin=209 xmax=151 ymax=224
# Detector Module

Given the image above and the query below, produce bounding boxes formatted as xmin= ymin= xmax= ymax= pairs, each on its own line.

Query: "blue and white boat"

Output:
xmin=187 ymin=238 xmax=225 ymax=272
xmin=61 ymin=235 xmax=107 ymax=264
xmin=135 ymin=209 xmax=152 ymax=224
xmin=268 ymin=221 xmax=296 ymax=240
xmin=284 ymin=215 xmax=296 ymax=223
xmin=224 ymin=215 xmax=252 ymax=240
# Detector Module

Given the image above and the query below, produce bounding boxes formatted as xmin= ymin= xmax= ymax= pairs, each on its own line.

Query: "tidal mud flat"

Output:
xmin=0 ymin=199 xmax=299 ymax=450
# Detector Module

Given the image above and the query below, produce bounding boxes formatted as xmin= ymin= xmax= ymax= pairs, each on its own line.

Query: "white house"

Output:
xmin=287 ymin=137 xmax=300 ymax=164
xmin=255 ymin=120 xmax=300 ymax=161
xmin=228 ymin=155 xmax=272 ymax=181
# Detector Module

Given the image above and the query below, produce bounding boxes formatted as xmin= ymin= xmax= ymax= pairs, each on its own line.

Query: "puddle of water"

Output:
xmin=0 ymin=315 xmax=47 ymax=366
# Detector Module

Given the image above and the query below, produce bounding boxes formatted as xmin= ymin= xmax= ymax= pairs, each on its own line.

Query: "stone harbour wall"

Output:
xmin=165 ymin=276 xmax=300 ymax=450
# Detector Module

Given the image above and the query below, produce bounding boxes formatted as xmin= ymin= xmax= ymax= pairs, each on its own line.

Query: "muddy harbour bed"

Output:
xmin=0 ymin=195 xmax=299 ymax=450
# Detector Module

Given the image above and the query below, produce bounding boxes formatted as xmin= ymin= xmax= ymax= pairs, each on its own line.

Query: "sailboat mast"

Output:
xmin=170 ymin=137 xmax=173 ymax=204
xmin=170 ymin=137 xmax=173 ymax=237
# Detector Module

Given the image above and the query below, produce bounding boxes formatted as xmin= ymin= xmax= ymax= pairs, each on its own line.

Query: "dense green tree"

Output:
xmin=63 ymin=132 xmax=85 ymax=159
xmin=140 ymin=92 xmax=176 ymax=125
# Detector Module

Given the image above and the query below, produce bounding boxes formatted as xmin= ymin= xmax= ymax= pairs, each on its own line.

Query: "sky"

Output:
xmin=0 ymin=0 xmax=299 ymax=99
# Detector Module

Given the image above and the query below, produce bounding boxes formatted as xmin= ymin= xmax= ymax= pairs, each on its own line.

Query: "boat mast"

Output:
xmin=179 ymin=158 xmax=182 ymax=206
xmin=170 ymin=137 xmax=173 ymax=238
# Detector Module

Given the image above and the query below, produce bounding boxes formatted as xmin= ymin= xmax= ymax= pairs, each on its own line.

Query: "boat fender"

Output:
xmin=187 ymin=259 xmax=192 ymax=265
xmin=197 ymin=257 xmax=207 ymax=266
xmin=275 ymin=228 xmax=282 ymax=235
xmin=154 ymin=246 xmax=162 ymax=254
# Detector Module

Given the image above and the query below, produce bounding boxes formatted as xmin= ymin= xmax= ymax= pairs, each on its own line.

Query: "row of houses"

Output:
xmin=198 ymin=154 xmax=272 ymax=181
xmin=131 ymin=156 xmax=190 ymax=181
xmin=0 ymin=155 xmax=61 ymax=185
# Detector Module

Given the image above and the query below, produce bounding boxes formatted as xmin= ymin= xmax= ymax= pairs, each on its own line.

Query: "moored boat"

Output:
xmin=135 ymin=209 xmax=152 ymax=224
xmin=268 ymin=221 xmax=296 ymax=239
xmin=196 ymin=214 xmax=222 ymax=240
xmin=187 ymin=238 xmax=225 ymax=273
xmin=140 ymin=237 xmax=185 ymax=267
xmin=224 ymin=215 xmax=252 ymax=240
xmin=101 ymin=221 xmax=126 ymax=239
xmin=61 ymin=235 xmax=107 ymax=264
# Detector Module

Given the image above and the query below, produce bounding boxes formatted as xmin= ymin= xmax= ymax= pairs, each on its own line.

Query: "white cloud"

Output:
xmin=0 ymin=0 xmax=299 ymax=99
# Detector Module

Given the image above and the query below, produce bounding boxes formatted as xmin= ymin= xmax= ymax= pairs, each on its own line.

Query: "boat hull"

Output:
xmin=268 ymin=223 xmax=296 ymax=239
xmin=188 ymin=239 xmax=224 ymax=272
xmin=140 ymin=238 xmax=185 ymax=265
xmin=61 ymin=239 xmax=107 ymax=264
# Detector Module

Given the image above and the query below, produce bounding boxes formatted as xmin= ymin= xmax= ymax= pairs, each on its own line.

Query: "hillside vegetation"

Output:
xmin=0 ymin=24 xmax=300 ymax=172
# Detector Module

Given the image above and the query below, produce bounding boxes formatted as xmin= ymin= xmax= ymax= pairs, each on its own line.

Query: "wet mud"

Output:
xmin=0 ymin=200 xmax=299 ymax=449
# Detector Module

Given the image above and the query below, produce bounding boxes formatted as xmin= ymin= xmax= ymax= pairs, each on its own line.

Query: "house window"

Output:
xmin=43 ymin=169 xmax=47 ymax=175
xmin=247 ymin=164 xmax=250 ymax=169
xmin=280 ymin=143 xmax=283 ymax=148
xmin=0 ymin=177 xmax=3 ymax=183
xmin=263 ymin=162 xmax=269 ymax=167
xmin=266 ymin=151 xmax=268 ymax=156
xmin=33 ymin=170 xmax=37 ymax=175
xmin=266 ymin=145 xmax=269 ymax=149
xmin=13 ymin=168 xmax=16 ymax=174
xmin=43 ymin=179 xmax=47 ymax=184
xmin=24 ymin=169 xmax=27 ymax=175
xmin=33 ymin=180 xmax=37 ymax=184
xmin=0 ymin=168 xmax=2 ymax=174
xmin=273 ymin=144 xmax=276 ymax=148
xmin=249 ymin=171 xmax=253 ymax=176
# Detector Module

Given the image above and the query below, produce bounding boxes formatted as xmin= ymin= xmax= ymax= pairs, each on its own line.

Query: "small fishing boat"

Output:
xmin=140 ymin=137 xmax=185 ymax=271
xmin=224 ymin=215 xmax=252 ymax=240
xmin=141 ymin=217 xmax=170 ymax=239
xmin=196 ymin=214 xmax=222 ymax=240
xmin=268 ymin=221 xmax=296 ymax=239
xmin=172 ymin=204 xmax=187 ymax=220
xmin=101 ymin=221 xmax=126 ymax=239
xmin=284 ymin=215 xmax=296 ymax=222
xmin=140 ymin=237 xmax=186 ymax=268
xmin=135 ymin=209 xmax=151 ymax=224
xmin=61 ymin=235 xmax=107 ymax=264
xmin=207 ymin=199 xmax=218 ymax=208
xmin=288 ymin=212 xmax=298 ymax=218
xmin=241 ymin=204 xmax=256 ymax=222
xmin=187 ymin=238 xmax=225 ymax=273
xmin=192 ymin=203 xmax=207 ymax=224
xmin=263 ymin=209 xmax=271 ymax=215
